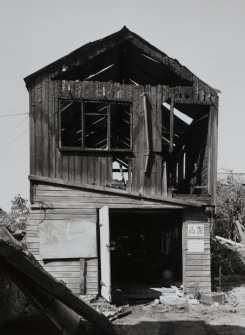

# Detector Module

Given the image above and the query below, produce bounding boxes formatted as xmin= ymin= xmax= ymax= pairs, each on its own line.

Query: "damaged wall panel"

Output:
xmin=39 ymin=219 xmax=97 ymax=259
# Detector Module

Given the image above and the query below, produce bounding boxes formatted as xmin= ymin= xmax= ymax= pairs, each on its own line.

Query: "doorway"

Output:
xmin=99 ymin=207 xmax=182 ymax=302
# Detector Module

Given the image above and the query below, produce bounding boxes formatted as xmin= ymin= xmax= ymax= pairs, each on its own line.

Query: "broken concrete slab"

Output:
xmin=200 ymin=292 xmax=226 ymax=306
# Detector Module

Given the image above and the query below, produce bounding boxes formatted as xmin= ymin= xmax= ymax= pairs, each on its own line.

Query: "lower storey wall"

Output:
xmin=26 ymin=181 xmax=212 ymax=296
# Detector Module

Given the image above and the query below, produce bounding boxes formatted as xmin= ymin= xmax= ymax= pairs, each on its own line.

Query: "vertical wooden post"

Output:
xmin=107 ymin=103 xmax=111 ymax=150
xmin=80 ymin=259 xmax=86 ymax=295
xmin=208 ymin=104 xmax=218 ymax=205
xmin=169 ymin=98 xmax=174 ymax=153
xmin=30 ymin=183 xmax=34 ymax=204
xmin=127 ymin=158 xmax=132 ymax=192
xmin=162 ymin=161 xmax=167 ymax=196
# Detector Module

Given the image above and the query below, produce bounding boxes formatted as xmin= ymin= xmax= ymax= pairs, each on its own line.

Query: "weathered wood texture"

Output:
xmin=182 ymin=209 xmax=211 ymax=293
xmin=29 ymin=79 xmax=214 ymax=201
xmin=208 ymin=106 xmax=218 ymax=205
xmin=26 ymin=182 xmax=187 ymax=295
xmin=29 ymin=80 xmax=164 ymax=196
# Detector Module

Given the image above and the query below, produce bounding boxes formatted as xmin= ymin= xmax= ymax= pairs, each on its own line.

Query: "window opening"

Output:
xmin=60 ymin=100 xmax=131 ymax=151
xmin=84 ymin=102 xmax=108 ymax=149
xmin=112 ymin=157 xmax=132 ymax=190
xmin=60 ymin=101 xmax=82 ymax=147
xmin=111 ymin=103 xmax=131 ymax=149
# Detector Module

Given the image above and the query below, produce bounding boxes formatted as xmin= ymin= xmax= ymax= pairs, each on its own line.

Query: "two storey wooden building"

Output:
xmin=24 ymin=27 xmax=218 ymax=301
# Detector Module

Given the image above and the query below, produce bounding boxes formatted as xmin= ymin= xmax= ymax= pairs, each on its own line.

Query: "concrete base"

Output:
xmin=200 ymin=292 xmax=226 ymax=305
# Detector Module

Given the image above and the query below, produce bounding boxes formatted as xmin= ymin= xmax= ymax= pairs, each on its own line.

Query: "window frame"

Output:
xmin=59 ymin=98 xmax=133 ymax=152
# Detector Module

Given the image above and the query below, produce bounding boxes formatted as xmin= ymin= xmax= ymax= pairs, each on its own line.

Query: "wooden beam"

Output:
xmin=169 ymin=98 xmax=174 ymax=153
xmin=163 ymin=85 xmax=214 ymax=106
xmin=208 ymin=105 xmax=218 ymax=205
xmin=29 ymin=175 xmax=207 ymax=207
xmin=0 ymin=230 xmax=116 ymax=335
xmin=80 ymin=259 xmax=86 ymax=295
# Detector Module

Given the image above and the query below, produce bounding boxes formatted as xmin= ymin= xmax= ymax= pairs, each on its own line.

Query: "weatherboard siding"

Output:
xmin=29 ymin=79 xmax=165 ymax=196
xmin=26 ymin=182 xmax=212 ymax=295
xmin=26 ymin=182 xmax=185 ymax=295
xmin=182 ymin=209 xmax=211 ymax=293
xmin=29 ymin=79 xmax=211 ymax=199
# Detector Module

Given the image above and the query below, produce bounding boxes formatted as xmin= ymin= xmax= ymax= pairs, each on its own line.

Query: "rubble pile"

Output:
xmin=226 ymin=286 xmax=245 ymax=309
xmin=140 ymin=286 xmax=200 ymax=313
xmin=79 ymin=295 xmax=132 ymax=321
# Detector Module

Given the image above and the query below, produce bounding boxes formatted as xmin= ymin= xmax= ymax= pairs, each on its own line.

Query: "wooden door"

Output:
xmin=99 ymin=206 xmax=111 ymax=302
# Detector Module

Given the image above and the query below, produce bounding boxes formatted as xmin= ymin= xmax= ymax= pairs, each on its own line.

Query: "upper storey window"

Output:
xmin=60 ymin=100 xmax=131 ymax=151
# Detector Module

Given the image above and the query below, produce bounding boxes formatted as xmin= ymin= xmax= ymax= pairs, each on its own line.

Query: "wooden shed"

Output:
xmin=24 ymin=27 xmax=218 ymax=301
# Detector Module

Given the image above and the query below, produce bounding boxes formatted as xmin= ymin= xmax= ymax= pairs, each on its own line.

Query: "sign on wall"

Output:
xmin=188 ymin=239 xmax=204 ymax=252
xmin=39 ymin=220 xmax=97 ymax=259
xmin=188 ymin=224 xmax=204 ymax=237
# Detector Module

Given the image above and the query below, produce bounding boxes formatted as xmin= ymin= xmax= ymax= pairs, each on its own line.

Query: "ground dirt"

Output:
xmin=113 ymin=287 xmax=245 ymax=335
xmin=1 ymin=287 xmax=245 ymax=335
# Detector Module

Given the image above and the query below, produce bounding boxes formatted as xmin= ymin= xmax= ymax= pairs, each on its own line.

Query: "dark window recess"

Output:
xmin=84 ymin=102 xmax=108 ymax=149
xmin=60 ymin=101 xmax=82 ymax=147
xmin=111 ymin=104 xmax=131 ymax=149
xmin=60 ymin=100 xmax=131 ymax=150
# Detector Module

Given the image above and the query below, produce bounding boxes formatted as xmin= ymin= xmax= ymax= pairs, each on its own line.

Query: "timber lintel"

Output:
xmin=29 ymin=175 xmax=209 ymax=208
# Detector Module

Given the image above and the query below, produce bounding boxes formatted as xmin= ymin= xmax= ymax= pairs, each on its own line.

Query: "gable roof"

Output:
xmin=24 ymin=26 xmax=215 ymax=95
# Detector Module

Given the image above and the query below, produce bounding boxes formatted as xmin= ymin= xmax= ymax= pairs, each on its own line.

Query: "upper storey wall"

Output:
xmin=29 ymin=77 xmax=216 ymax=202
xmin=29 ymin=78 xmax=164 ymax=196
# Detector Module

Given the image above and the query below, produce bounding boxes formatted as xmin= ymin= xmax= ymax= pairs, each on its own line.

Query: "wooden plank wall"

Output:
xmin=26 ymin=183 xmax=99 ymax=295
xmin=29 ymin=79 xmax=163 ymax=197
xmin=182 ymin=209 xmax=211 ymax=293
xmin=26 ymin=182 xmax=184 ymax=295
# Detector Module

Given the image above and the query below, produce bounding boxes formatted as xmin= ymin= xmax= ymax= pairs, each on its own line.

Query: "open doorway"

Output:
xmin=99 ymin=208 xmax=183 ymax=301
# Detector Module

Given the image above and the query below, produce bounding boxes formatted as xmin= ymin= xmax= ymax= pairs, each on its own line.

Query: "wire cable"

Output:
xmin=0 ymin=128 xmax=28 ymax=153
xmin=0 ymin=113 xmax=28 ymax=118
xmin=0 ymin=115 xmax=28 ymax=142
xmin=6 ymin=128 xmax=28 ymax=146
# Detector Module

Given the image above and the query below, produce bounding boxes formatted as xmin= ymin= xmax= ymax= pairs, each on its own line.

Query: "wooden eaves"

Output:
xmin=29 ymin=175 xmax=210 ymax=208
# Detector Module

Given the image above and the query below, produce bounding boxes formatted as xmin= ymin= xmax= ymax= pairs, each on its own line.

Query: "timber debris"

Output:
xmin=0 ymin=226 xmax=115 ymax=335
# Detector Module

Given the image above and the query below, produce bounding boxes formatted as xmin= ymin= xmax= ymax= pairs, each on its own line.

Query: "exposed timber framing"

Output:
xmin=208 ymin=104 xmax=218 ymax=205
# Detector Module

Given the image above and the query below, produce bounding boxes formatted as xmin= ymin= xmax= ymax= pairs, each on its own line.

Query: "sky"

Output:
xmin=0 ymin=0 xmax=244 ymax=211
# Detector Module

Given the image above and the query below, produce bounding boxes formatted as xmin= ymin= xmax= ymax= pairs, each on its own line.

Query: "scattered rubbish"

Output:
xmin=103 ymin=311 xmax=117 ymax=318
xmin=187 ymin=299 xmax=199 ymax=305
xmin=151 ymin=299 xmax=160 ymax=306
xmin=82 ymin=296 xmax=132 ymax=321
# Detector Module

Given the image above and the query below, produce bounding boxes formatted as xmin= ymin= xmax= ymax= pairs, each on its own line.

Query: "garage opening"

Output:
xmin=108 ymin=210 xmax=182 ymax=300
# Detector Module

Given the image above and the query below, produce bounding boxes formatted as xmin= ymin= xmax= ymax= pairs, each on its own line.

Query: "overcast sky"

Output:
xmin=0 ymin=0 xmax=244 ymax=210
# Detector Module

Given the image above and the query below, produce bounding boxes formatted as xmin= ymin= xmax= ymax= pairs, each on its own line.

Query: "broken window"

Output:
xmin=161 ymin=101 xmax=209 ymax=194
xmin=110 ymin=104 xmax=131 ymax=149
xmin=84 ymin=102 xmax=108 ymax=149
xmin=59 ymin=100 xmax=131 ymax=150
xmin=111 ymin=157 xmax=132 ymax=190
xmin=60 ymin=101 xmax=82 ymax=147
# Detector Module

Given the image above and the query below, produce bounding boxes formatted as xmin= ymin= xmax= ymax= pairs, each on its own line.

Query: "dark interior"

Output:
xmin=54 ymin=42 xmax=192 ymax=87
xmin=109 ymin=211 xmax=182 ymax=286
